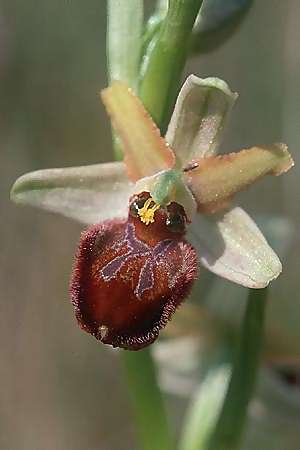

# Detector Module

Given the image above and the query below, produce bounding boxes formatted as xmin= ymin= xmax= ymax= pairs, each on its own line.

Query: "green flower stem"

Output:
xmin=179 ymin=359 xmax=231 ymax=450
xmin=107 ymin=0 xmax=143 ymax=159
xmin=122 ymin=349 xmax=173 ymax=450
xmin=180 ymin=289 xmax=267 ymax=450
xmin=107 ymin=0 xmax=143 ymax=90
xmin=206 ymin=288 xmax=268 ymax=450
xmin=139 ymin=0 xmax=204 ymax=134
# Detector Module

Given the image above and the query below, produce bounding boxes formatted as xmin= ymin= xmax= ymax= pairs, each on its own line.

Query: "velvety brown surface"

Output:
xmin=71 ymin=207 xmax=198 ymax=349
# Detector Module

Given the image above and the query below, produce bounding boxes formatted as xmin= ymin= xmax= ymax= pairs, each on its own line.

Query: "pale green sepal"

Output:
xmin=188 ymin=206 xmax=282 ymax=288
xmin=134 ymin=169 xmax=197 ymax=221
xmin=11 ymin=162 xmax=134 ymax=224
xmin=107 ymin=0 xmax=143 ymax=91
xmin=166 ymin=74 xmax=238 ymax=167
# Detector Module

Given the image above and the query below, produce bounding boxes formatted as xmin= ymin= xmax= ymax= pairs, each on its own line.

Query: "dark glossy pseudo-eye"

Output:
xmin=129 ymin=192 xmax=151 ymax=218
xmin=70 ymin=210 xmax=198 ymax=350
xmin=166 ymin=203 xmax=186 ymax=234
xmin=166 ymin=212 xmax=185 ymax=233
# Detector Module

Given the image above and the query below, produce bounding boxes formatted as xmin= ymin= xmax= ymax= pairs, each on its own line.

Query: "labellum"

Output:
xmin=70 ymin=192 xmax=198 ymax=350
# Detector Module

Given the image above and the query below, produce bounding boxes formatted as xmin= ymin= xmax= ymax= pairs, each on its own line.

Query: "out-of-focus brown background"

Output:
xmin=1 ymin=1 xmax=299 ymax=449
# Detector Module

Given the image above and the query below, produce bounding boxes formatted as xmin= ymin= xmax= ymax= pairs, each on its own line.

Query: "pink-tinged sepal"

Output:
xmin=70 ymin=207 xmax=198 ymax=350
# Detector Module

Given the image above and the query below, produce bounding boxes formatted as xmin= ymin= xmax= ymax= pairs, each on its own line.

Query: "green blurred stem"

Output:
xmin=139 ymin=0 xmax=204 ymax=134
xmin=107 ymin=0 xmax=143 ymax=159
xmin=179 ymin=358 xmax=231 ymax=450
xmin=205 ymin=288 xmax=268 ymax=450
xmin=122 ymin=349 xmax=173 ymax=450
xmin=180 ymin=289 xmax=267 ymax=450
xmin=107 ymin=0 xmax=143 ymax=89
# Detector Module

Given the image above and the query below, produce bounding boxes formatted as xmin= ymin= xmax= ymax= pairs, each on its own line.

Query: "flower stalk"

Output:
xmin=180 ymin=288 xmax=267 ymax=450
xmin=107 ymin=0 xmax=144 ymax=159
xmin=140 ymin=0 xmax=204 ymax=133
xmin=206 ymin=288 xmax=267 ymax=450
xmin=107 ymin=0 xmax=143 ymax=90
xmin=122 ymin=349 xmax=173 ymax=450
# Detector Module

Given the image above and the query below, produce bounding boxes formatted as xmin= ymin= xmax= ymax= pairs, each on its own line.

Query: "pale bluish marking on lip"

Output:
xmin=100 ymin=223 xmax=178 ymax=299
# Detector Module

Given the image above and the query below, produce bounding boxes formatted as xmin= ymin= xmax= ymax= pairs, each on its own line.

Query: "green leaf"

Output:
xmin=196 ymin=0 xmax=252 ymax=33
xmin=147 ymin=1 xmax=253 ymax=55
xmin=190 ymin=0 xmax=253 ymax=54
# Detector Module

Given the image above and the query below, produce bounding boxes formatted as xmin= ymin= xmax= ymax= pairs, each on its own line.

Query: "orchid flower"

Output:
xmin=11 ymin=75 xmax=293 ymax=350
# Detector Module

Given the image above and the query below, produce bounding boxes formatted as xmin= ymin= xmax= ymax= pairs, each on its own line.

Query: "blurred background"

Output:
xmin=1 ymin=1 xmax=299 ymax=449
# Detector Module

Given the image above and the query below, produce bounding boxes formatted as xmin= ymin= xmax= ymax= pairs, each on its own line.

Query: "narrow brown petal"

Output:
xmin=101 ymin=81 xmax=175 ymax=181
xmin=185 ymin=144 xmax=294 ymax=213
